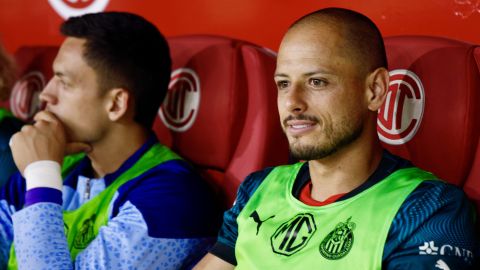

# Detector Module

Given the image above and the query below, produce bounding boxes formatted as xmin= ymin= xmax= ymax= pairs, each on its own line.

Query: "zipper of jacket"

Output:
xmin=84 ymin=178 xmax=91 ymax=200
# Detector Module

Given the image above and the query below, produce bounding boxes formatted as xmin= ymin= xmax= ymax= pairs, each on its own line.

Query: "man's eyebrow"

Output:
xmin=274 ymin=70 xmax=336 ymax=78
xmin=304 ymin=69 xmax=335 ymax=76
xmin=54 ymin=70 xmax=72 ymax=79
xmin=274 ymin=73 xmax=289 ymax=78
xmin=54 ymin=71 xmax=64 ymax=77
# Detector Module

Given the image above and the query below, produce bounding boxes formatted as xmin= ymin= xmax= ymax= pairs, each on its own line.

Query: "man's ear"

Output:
xmin=365 ymin=67 xmax=389 ymax=111
xmin=105 ymin=88 xmax=129 ymax=121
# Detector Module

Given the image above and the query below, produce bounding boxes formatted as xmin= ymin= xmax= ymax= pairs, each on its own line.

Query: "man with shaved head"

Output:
xmin=195 ymin=7 xmax=478 ymax=269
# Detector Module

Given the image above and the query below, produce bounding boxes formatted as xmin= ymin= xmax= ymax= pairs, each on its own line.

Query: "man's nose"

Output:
xmin=285 ymin=84 xmax=307 ymax=114
xmin=39 ymin=79 xmax=58 ymax=106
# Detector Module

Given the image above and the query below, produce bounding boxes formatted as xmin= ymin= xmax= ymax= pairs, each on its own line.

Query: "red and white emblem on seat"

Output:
xmin=9 ymin=71 xmax=45 ymax=121
xmin=377 ymin=69 xmax=425 ymax=145
xmin=48 ymin=0 xmax=110 ymax=19
xmin=159 ymin=68 xmax=201 ymax=132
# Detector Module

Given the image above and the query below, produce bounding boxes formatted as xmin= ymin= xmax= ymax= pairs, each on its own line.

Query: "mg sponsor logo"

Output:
xmin=9 ymin=71 xmax=45 ymax=121
xmin=270 ymin=213 xmax=316 ymax=256
xmin=48 ymin=0 xmax=110 ymax=19
xmin=377 ymin=69 xmax=425 ymax=145
xmin=159 ymin=68 xmax=201 ymax=132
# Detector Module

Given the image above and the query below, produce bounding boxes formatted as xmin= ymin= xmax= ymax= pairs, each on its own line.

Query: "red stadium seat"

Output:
xmin=154 ymin=35 xmax=289 ymax=206
xmin=7 ymin=46 xmax=58 ymax=122
xmin=465 ymin=138 xmax=480 ymax=213
xmin=464 ymin=47 xmax=480 ymax=211
xmin=380 ymin=36 xmax=480 ymax=210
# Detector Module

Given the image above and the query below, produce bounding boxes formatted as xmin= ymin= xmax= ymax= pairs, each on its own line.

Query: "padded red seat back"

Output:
xmin=153 ymin=35 xmax=289 ymax=205
xmin=465 ymin=137 xmax=480 ymax=213
xmin=380 ymin=36 xmax=480 ymax=206
xmin=464 ymin=48 xmax=480 ymax=211
xmin=7 ymin=46 xmax=58 ymax=121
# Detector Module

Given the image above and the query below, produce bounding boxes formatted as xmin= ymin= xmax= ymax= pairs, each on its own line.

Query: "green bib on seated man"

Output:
xmin=0 ymin=108 xmax=13 ymax=123
xmin=0 ymin=108 xmax=24 ymax=187
xmin=235 ymin=162 xmax=436 ymax=270
xmin=8 ymin=143 xmax=181 ymax=269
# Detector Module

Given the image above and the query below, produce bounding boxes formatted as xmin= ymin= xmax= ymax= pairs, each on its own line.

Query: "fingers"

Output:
xmin=22 ymin=118 xmax=58 ymax=140
xmin=14 ymin=110 xmax=92 ymax=166
xmin=10 ymin=111 xmax=68 ymax=167
xmin=20 ymin=124 xmax=35 ymax=133
xmin=9 ymin=131 xmax=22 ymax=148
xmin=9 ymin=126 xmax=65 ymax=174
xmin=32 ymin=111 xmax=65 ymax=141
xmin=32 ymin=110 xmax=91 ymax=152
xmin=33 ymin=110 xmax=60 ymax=124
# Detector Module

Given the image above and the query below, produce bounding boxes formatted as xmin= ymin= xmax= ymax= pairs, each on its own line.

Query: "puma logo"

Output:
xmin=435 ymin=259 xmax=450 ymax=270
xmin=250 ymin=210 xmax=275 ymax=235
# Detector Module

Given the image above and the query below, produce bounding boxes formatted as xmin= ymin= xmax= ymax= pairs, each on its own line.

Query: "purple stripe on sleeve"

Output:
xmin=25 ymin=187 xmax=62 ymax=206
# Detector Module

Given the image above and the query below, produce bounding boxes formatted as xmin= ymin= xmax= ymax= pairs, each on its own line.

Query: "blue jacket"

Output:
xmin=0 ymin=135 xmax=222 ymax=269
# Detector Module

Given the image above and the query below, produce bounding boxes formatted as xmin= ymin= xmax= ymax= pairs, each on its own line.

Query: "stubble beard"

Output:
xmin=288 ymin=118 xmax=363 ymax=161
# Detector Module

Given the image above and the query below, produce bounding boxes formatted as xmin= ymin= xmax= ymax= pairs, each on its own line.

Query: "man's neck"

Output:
xmin=87 ymin=124 xmax=149 ymax=178
xmin=308 ymin=139 xmax=383 ymax=202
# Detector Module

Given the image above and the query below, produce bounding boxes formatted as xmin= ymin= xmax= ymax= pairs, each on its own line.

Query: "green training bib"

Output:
xmin=8 ymin=143 xmax=181 ymax=269
xmin=235 ymin=163 xmax=435 ymax=270
xmin=0 ymin=108 xmax=13 ymax=123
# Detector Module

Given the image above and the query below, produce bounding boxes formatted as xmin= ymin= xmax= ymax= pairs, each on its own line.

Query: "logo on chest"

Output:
xmin=319 ymin=217 xmax=356 ymax=260
xmin=73 ymin=214 xmax=97 ymax=249
xmin=270 ymin=213 xmax=317 ymax=256
xmin=250 ymin=210 xmax=275 ymax=235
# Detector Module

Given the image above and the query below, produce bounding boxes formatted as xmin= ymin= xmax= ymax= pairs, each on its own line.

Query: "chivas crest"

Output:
xmin=73 ymin=214 xmax=96 ymax=249
xmin=319 ymin=216 xmax=356 ymax=260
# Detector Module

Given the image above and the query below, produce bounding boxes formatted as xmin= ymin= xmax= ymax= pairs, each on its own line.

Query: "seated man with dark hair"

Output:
xmin=194 ymin=7 xmax=478 ymax=270
xmin=1 ymin=11 xmax=221 ymax=269
xmin=0 ymin=42 xmax=23 ymax=186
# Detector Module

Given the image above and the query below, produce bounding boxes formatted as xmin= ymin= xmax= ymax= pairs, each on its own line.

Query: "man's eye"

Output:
xmin=276 ymin=81 xmax=290 ymax=89
xmin=59 ymin=80 xmax=70 ymax=89
xmin=309 ymin=78 xmax=327 ymax=88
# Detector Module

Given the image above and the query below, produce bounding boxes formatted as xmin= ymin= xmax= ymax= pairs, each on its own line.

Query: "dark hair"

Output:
xmin=291 ymin=7 xmax=388 ymax=73
xmin=61 ymin=12 xmax=171 ymax=128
